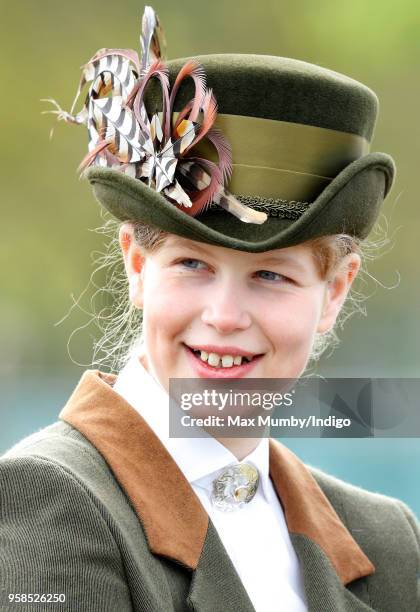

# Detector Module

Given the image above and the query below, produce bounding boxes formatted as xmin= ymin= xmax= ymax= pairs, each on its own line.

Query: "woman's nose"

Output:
xmin=201 ymin=287 xmax=252 ymax=333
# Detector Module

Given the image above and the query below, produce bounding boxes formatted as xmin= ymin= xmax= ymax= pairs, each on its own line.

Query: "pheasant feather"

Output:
xmin=140 ymin=5 xmax=166 ymax=71
xmin=43 ymin=5 xmax=267 ymax=225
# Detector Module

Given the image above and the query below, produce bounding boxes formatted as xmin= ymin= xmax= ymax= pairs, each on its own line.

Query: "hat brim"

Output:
xmin=85 ymin=152 xmax=395 ymax=253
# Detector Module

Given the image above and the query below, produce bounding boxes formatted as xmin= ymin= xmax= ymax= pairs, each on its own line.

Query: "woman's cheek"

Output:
xmin=277 ymin=293 xmax=318 ymax=334
xmin=144 ymin=285 xmax=195 ymax=341
xmin=270 ymin=297 xmax=320 ymax=357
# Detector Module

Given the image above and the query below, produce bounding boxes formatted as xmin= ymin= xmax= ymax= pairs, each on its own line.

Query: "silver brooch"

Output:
xmin=211 ymin=462 xmax=260 ymax=512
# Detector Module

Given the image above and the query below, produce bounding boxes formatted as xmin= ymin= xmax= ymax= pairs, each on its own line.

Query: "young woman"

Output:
xmin=1 ymin=6 xmax=418 ymax=612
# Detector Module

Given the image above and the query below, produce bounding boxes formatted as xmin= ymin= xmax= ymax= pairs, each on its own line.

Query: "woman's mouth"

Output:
xmin=183 ymin=343 xmax=264 ymax=378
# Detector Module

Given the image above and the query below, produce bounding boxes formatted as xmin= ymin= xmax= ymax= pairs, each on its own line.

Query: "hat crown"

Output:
xmin=158 ymin=54 xmax=378 ymax=142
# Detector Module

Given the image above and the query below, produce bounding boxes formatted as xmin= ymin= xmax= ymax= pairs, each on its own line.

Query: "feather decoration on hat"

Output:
xmin=42 ymin=5 xmax=267 ymax=224
xmin=140 ymin=5 xmax=166 ymax=72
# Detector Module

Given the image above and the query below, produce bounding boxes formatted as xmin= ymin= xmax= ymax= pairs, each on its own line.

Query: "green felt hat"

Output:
xmin=85 ymin=53 xmax=395 ymax=252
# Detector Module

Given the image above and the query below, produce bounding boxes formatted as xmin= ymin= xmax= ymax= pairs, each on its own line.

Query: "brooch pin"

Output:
xmin=42 ymin=6 xmax=267 ymax=225
xmin=211 ymin=462 xmax=260 ymax=511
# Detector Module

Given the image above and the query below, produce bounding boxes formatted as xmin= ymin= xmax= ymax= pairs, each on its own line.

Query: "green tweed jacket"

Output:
xmin=0 ymin=370 xmax=419 ymax=612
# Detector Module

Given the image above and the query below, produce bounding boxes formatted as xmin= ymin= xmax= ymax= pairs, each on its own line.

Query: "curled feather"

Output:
xmin=185 ymin=89 xmax=217 ymax=151
xmin=126 ymin=59 xmax=170 ymax=139
xmin=205 ymin=127 xmax=233 ymax=183
xmin=85 ymin=48 xmax=140 ymax=74
xmin=169 ymin=59 xmax=206 ymax=123
xmin=69 ymin=50 xmax=139 ymax=117
xmin=78 ymin=140 xmax=111 ymax=172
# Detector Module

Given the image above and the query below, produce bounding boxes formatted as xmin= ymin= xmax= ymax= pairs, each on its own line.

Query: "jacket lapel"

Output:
xmin=186 ymin=520 xmax=255 ymax=612
xmin=290 ymin=533 xmax=375 ymax=611
xmin=269 ymin=439 xmax=374 ymax=583
xmin=268 ymin=439 xmax=376 ymax=610
xmin=59 ymin=370 xmax=375 ymax=612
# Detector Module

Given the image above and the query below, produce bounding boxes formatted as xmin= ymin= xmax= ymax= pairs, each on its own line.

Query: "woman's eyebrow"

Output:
xmin=255 ymin=255 xmax=307 ymax=273
xmin=166 ymin=238 xmax=215 ymax=255
xmin=167 ymin=238 xmax=307 ymax=272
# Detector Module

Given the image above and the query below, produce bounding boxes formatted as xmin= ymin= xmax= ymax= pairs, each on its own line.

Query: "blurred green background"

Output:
xmin=1 ymin=1 xmax=419 ymax=515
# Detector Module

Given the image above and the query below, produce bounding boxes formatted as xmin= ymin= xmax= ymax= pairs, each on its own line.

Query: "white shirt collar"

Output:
xmin=113 ymin=349 xmax=272 ymax=501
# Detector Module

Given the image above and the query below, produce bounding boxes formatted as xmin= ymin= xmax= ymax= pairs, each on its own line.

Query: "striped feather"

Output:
xmin=177 ymin=158 xmax=222 ymax=216
xmin=178 ymin=161 xmax=267 ymax=223
xmin=44 ymin=53 xmax=139 ymax=134
xmin=179 ymin=160 xmax=211 ymax=189
xmin=120 ymin=163 xmax=137 ymax=179
xmin=213 ymin=189 xmax=268 ymax=224
xmin=87 ymin=106 xmax=101 ymax=150
xmin=66 ymin=52 xmax=138 ymax=122
xmin=139 ymin=157 xmax=154 ymax=179
xmin=86 ymin=58 xmax=137 ymax=101
xmin=172 ymin=120 xmax=198 ymax=154
xmin=102 ymin=146 xmax=122 ymax=169
xmin=154 ymin=155 xmax=178 ymax=191
xmin=92 ymin=97 xmax=146 ymax=163
xmin=85 ymin=47 xmax=140 ymax=74
xmin=160 ymin=121 xmax=200 ymax=161
xmin=150 ymin=113 xmax=163 ymax=143
xmin=140 ymin=6 xmax=166 ymax=71
xmin=164 ymin=180 xmax=192 ymax=207
xmin=141 ymin=134 xmax=155 ymax=157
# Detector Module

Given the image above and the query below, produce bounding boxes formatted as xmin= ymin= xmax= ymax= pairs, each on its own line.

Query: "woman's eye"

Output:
xmin=256 ymin=270 xmax=290 ymax=282
xmin=175 ymin=260 xmax=291 ymax=283
xmin=178 ymin=258 xmax=207 ymax=270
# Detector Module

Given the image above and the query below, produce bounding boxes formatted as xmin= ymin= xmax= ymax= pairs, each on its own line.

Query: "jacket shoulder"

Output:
xmin=0 ymin=423 xmax=133 ymax=610
xmin=2 ymin=420 xmax=114 ymax=492
xmin=308 ymin=464 xmax=420 ymax=566
xmin=309 ymin=464 xmax=419 ymax=526
xmin=1 ymin=420 xmax=141 ymax=527
xmin=2 ymin=419 xmax=100 ymax=463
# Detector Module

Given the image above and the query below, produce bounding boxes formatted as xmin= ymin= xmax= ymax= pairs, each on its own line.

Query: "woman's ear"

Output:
xmin=119 ymin=223 xmax=145 ymax=308
xmin=317 ymin=253 xmax=361 ymax=334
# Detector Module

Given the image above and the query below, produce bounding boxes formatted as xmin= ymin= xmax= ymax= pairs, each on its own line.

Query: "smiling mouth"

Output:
xmin=183 ymin=343 xmax=264 ymax=369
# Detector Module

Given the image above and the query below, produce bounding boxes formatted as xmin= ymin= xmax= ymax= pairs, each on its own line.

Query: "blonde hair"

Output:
xmin=62 ymin=211 xmax=392 ymax=374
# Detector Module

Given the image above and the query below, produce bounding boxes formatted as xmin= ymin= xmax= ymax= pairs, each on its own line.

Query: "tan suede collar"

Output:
xmin=58 ymin=369 xmax=375 ymax=585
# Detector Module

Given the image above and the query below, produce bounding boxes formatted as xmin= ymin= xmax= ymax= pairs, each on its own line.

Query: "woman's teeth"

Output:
xmin=192 ymin=349 xmax=252 ymax=368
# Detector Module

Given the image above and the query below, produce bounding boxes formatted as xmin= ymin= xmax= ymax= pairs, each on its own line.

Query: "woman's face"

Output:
xmin=121 ymin=228 xmax=360 ymax=391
